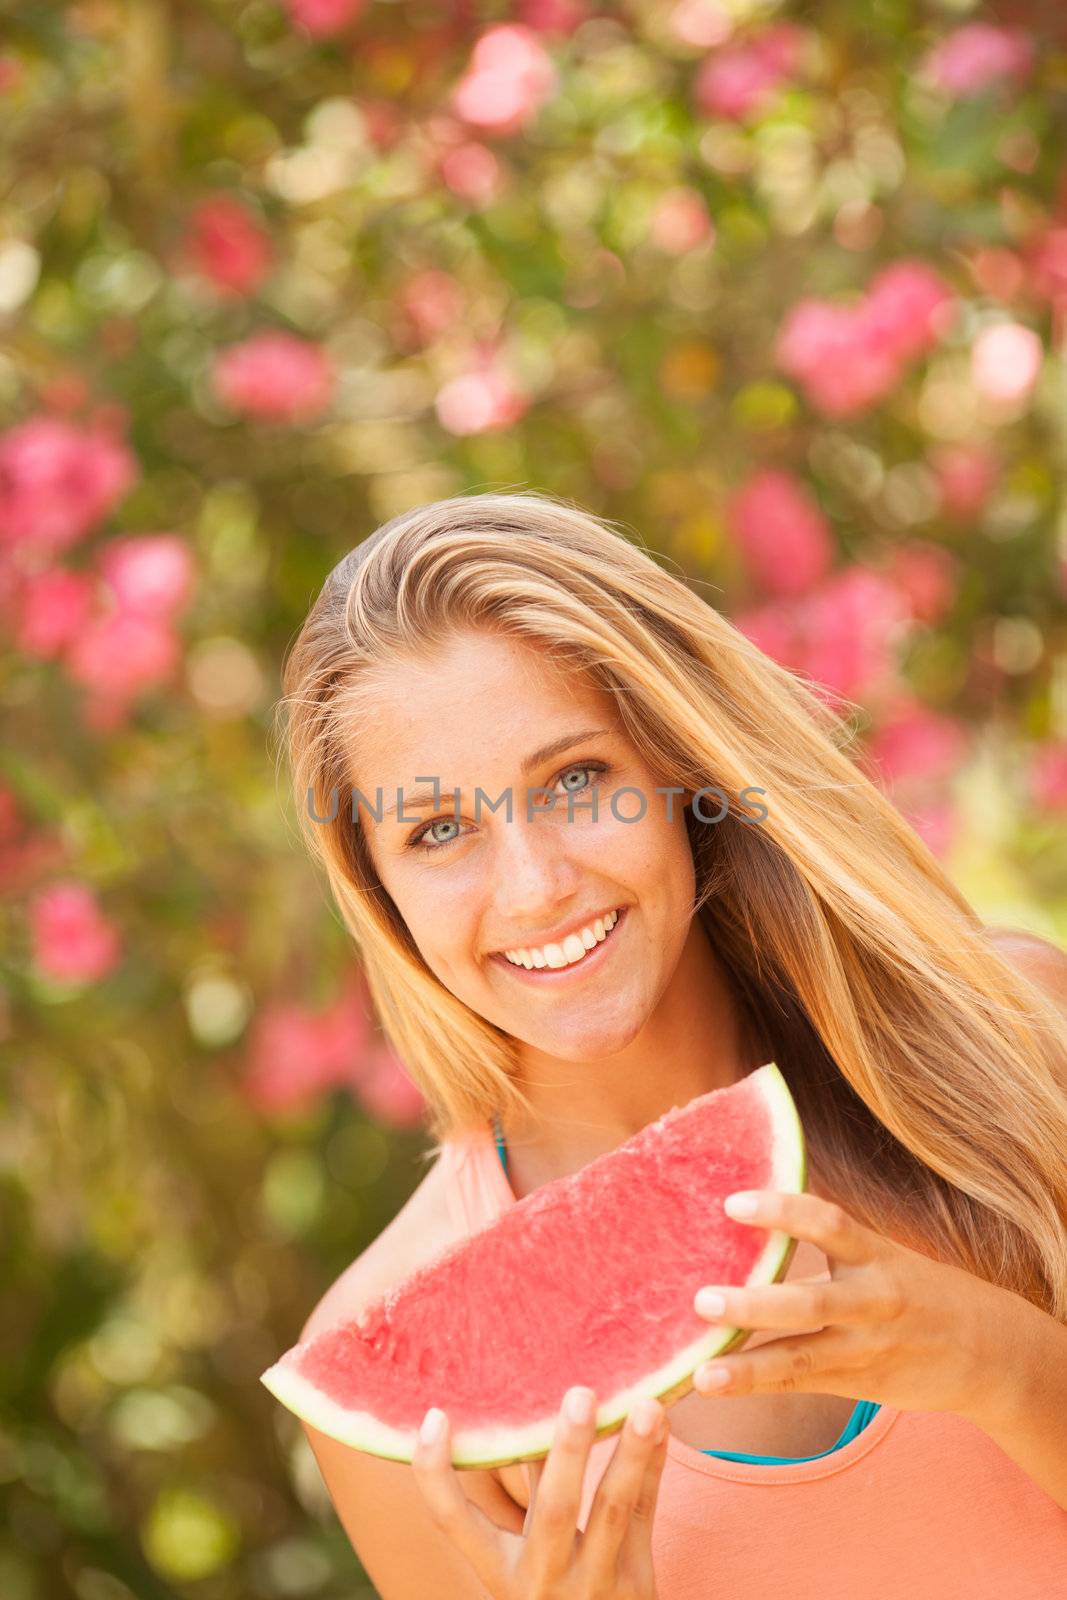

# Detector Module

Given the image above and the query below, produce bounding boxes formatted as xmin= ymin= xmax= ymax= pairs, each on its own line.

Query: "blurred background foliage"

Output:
xmin=2 ymin=0 xmax=1067 ymax=1595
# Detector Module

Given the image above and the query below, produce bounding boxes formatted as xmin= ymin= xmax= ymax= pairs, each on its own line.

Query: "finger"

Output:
xmin=580 ymin=1397 xmax=667 ymax=1574
xmin=693 ymin=1328 xmax=853 ymax=1397
xmin=694 ymin=1275 xmax=872 ymax=1332
xmin=411 ymin=1409 xmax=509 ymax=1591
xmin=616 ymin=1406 xmax=671 ymax=1582
xmin=522 ymin=1457 xmax=544 ymax=1536
xmin=722 ymin=1191 xmax=873 ymax=1266
xmin=523 ymin=1386 xmax=599 ymax=1583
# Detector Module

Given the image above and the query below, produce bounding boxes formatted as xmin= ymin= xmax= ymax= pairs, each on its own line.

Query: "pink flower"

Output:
xmin=98 ymin=534 xmax=195 ymax=620
xmin=13 ymin=568 xmax=96 ymax=658
xmin=969 ymin=245 xmax=1025 ymax=303
xmin=1028 ymin=740 xmax=1067 ymax=812
xmin=726 ymin=468 xmax=833 ymax=597
xmin=438 ymin=142 xmax=505 ymax=206
xmin=30 ymin=880 xmax=122 ymax=983
xmin=802 ymin=568 xmax=908 ymax=698
xmin=516 ymin=0 xmax=587 ymax=35
xmin=212 ymin=332 xmax=334 ymax=423
xmin=435 ymin=360 xmax=528 ymax=435
xmin=776 ymin=262 xmax=953 ymax=417
xmin=243 ymin=1005 xmax=338 ymax=1114
xmin=736 ymin=565 xmax=908 ymax=700
xmin=398 ymin=269 xmax=466 ymax=346
xmin=695 ymin=45 xmax=782 ymax=121
xmin=359 ymin=98 xmax=405 ymax=152
xmin=669 ymin=0 xmax=733 ymax=50
xmin=901 ymin=797 xmax=958 ymax=859
xmin=884 ymin=542 xmax=959 ymax=624
xmin=242 ymin=981 xmax=372 ymax=1114
xmin=753 ymin=22 xmax=807 ymax=75
xmin=929 ymin=443 xmax=1000 ymax=520
xmin=1028 ymin=227 xmax=1067 ymax=308
xmin=184 ymin=196 xmax=273 ymax=296
xmin=693 ymin=24 xmax=806 ymax=122
xmin=971 ymin=322 xmax=1043 ymax=406
xmin=731 ymin=602 xmax=796 ymax=667
xmin=0 ymin=805 xmax=65 ymax=896
xmin=313 ymin=982 xmax=371 ymax=1072
xmin=285 ymin=0 xmax=365 ymax=37
xmin=39 ymin=373 xmax=91 ymax=414
xmin=451 ymin=24 xmax=558 ymax=134
xmin=355 ymin=1046 xmax=426 ymax=1128
xmin=650 ymin=187 xmax=715 ymax=254
xmin=0 ymin=783 xmax=18 ymax=846
xmin=454 ymin=22 xmax=559 ymax=133
xmin=0 ymin=417 xmax=137 ymax=554
xmin=864 ymin=261 xmax=954 ymax=364
xmin=65 ymin=609 xmax=180 ymax=701
xmin=867 ymin=703 xmax=969 ymax=786
xmin=775 ymin=300 xmax=900 ymax=417
xmin=919 ymin=24 xmax=1034 ymax=99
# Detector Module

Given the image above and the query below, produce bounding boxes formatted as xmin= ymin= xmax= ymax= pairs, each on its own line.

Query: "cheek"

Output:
xmin=380 ymin=866 xmax=478 ymax=979
xmin=595 ymin=796 xmax=694 ymax=886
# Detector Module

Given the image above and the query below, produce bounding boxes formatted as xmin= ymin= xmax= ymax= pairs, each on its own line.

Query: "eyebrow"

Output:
xmin=379 ymin=727 xmax=614 ymax=819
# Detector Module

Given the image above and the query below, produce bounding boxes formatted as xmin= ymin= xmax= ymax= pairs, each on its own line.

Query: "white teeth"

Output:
xmin=503 ymin=908 xmax=620 ymax=970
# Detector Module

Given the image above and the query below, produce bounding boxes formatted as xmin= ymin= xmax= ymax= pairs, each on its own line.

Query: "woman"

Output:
xmin=274 ymin=490 xmax=1067 ymax=1600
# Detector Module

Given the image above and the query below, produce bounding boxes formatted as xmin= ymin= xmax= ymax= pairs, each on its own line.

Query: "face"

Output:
xmin=348 ymin=628 xmax=700 ymax=1064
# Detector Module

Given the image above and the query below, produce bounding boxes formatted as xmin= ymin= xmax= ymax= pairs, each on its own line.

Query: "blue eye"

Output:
xmin=406 ymin=761 xmax=609 ymax=853
xmin=410 ymin=816 xmax=465 ymax=852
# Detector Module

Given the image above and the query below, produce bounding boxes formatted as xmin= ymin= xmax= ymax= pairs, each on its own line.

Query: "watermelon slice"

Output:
xmin=261 ymin=1061 xmax=806 ymax=1468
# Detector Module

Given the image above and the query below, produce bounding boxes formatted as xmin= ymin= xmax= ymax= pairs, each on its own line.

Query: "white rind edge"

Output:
xmin=261 ymin=1060 xmax=807 ymax=1467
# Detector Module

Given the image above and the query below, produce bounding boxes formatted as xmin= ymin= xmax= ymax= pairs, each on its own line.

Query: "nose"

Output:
xmin=486 ymin=808 xmax=583 ymax=931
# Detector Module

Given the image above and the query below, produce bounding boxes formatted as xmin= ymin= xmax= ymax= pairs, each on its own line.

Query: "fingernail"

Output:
xmin=564 ymin=1386 xmax=595 ymax=1426
xmin=724 ymin=1192 xmax=758 ymax=1217
xmin=700 ymin=1366 xmax=731 ymax=1390
xmin=419 ymin=1408 xmax=446 ymax=1446
xmin=630 ymin=1399 xmax=661 ymax=1438
xmin=695 ymin=1288 xmax=727 ymax=1317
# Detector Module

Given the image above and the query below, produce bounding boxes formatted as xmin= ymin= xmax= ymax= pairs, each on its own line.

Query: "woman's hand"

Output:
xmin=412 ymin=1386 xmax=669 ymax=1600
xmin=690 ymin=1188 xmax=1011 ymax=1421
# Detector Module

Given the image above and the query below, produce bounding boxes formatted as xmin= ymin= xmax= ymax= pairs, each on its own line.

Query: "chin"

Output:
xmin=535 ymin=1011 xmax=648 ymax=1061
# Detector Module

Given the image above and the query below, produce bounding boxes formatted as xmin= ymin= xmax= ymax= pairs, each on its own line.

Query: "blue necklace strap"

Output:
xmin=492 ymin=1113 xmax=508 ymax=1176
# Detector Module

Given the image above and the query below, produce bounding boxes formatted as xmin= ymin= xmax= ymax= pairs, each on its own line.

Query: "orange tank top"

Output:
xmin=438 ymin=1128 xmax=1067 ymax=1600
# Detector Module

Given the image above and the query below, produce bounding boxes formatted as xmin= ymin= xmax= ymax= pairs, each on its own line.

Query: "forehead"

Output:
xmin=345 ymin=629 xmax=618 ymax=780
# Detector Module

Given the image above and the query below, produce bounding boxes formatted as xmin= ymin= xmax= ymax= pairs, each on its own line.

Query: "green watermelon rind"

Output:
xmin=261 ymin=1060 xmax=807 ymax=1468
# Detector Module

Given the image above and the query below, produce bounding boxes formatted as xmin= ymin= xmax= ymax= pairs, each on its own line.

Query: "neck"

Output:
xmin=498 ymin=913 xmax=766 ymax=1198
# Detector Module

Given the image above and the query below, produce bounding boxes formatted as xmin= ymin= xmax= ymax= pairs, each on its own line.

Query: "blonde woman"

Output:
xmin=274 ymin=491 xmax=1067 ymax=1600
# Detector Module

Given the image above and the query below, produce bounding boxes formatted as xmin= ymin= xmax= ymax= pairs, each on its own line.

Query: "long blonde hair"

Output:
xmin=275 ymin=490 xmax=1067 ymax=1319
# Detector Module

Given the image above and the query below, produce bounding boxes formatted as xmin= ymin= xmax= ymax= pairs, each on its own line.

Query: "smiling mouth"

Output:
xmin=491 ymin=906 xmax=628 ymax=980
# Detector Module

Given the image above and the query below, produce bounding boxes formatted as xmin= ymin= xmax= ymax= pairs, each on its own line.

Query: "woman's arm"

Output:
xmin=957 ymin=1285 xmax=1067 ymax=1511
xmin=304 ymin=1423 xmax=523 ymax=1600
xmin=963 ymin=926 xmax=1067 ymax=1508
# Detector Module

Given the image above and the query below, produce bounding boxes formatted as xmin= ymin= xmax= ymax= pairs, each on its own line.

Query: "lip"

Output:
xmin=489 ymin=906 xmax=628 ymax=983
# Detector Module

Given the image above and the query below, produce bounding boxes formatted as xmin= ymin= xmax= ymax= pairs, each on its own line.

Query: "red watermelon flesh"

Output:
xmin=260 ymin=1060 xmax=806 ymax=1467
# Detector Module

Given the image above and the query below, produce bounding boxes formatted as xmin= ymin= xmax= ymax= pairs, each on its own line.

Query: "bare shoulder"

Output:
xmin=986 ymin=923 xmax=1067 ymax=1017
xmin=300 ymin=1146 xmax=459 ymax=1341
